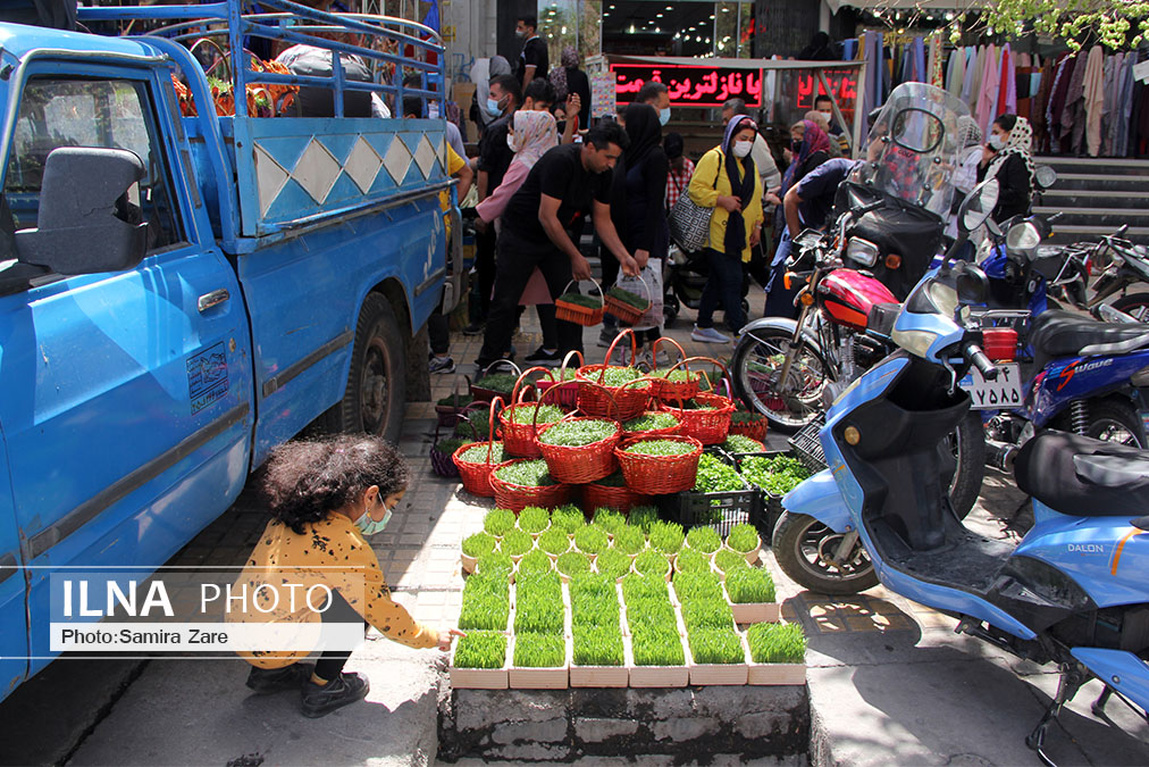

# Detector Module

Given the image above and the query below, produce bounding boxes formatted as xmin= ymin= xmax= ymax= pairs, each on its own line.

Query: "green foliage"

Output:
xmin=650 ymin=367 xmax=698 ymax=382
xmin=730 ymin=410 xmax=766 ymax=425
xmin=506 ymin=404 xmax=564 ymax=425
xmin=483 ymin=508 xmax=516 ymax=537
xmin=626 ymin=505 xmax=660 ymax=533
xmin=433 ymin=437 xmax=468 ymax=456
xmin=725 ymin=523 xmax=760 ymax=554
xmin=746 ymin=622 xmax=806 ymax=664
xmin=621 ymin=573 xmax=671 ymax=606
xmin=722 ymin=434 xmax=765 ymax=454
xmin=493 ymin=459 xmax=557 ymax=487
xmin=673 ymin=546 xmax=710 ymax=574
xmin=693 ymin=453 xmax=745 ymax=493
xmin=543 ymin=366 xmax=578 ymax=381
xmin=595 ymin=547 xmax=632 ymax=579
xmin=475 ymin=551 xmax=513 ymax=579
xmin=740 ymin=454 xmax=811 ymax=496
xmin=474 ymin=372 xmax=518 ymax=395
xmin=517 ymin=548 xmax=553 ymax=576
xmin=633 ymin=549 xmax=671 ymax=578
xmin=572 ymin=624 xmax=625 ymax=666
xmin=457 ymin=441 xmax=502 ymax=463
xmin=685 ymin=526 xmax=721 ymax=554
xmin=499 ymin=528 xmax=533 ymax=557
xmin=512 ymin=632 xmax=566 ymax=667
xmin=611 ymin=525 xmax=647 ymax=556
xmin=725 ymin=566 xmax=776 ymax=604
xmin=630 ymin=624 xmax=685 ymax=666
xmin=516 ymin=506 xmax=550 ymax=535
xmin=672 ymin=571 xmax=724 ymax=603
xmin=623 ymin=412 xmax=680 ymax=432
xmin=681 ymin=598 xmax=735 ymax=631
xmin=606 ymin=284 xmax=650 ymax=309
xmin=975 ymin=2 xmax=1149 ymax=52
xmin=569 ymin=572 xmax=615 ymax=602
xmin=538 ymin=418 xmax=618 ymax=447
xmin=713 ymin=547 xmax=750 ymax=574
xmin=454 ymin=409 xmax=492 ymax=441
xmin=624 ymin=439 xmax=695 ymax=456
xmin=556 ymin=291 xmax=603 ymax=309
xmin=648 ymin=521 xmax=685 ymax=554
xmin=574 ymin=525 xmax=609 ymax=555
xmin=570 ymin=580 xmax=620 ymax=628
xmin=437 ymin=392 xmax=470 ymax=408
xmin=556 ymin=550 xmax=592 ymax=577
xmin=592 ymin=508 xmax=626 ymax=536
xmin=596 ymin=366 xmax=643 ymax=387
xmin=457 ymin=573 xmax=509 ymax=631
xmin=453 ymin=630 xmax=507 ymax=669
xmin=550 ymin=505 xmax=587 ymax=535
xmin=514 ymin=573 xmax=564 ymax=634
xmin=688 ymin=627 xmax=745 ymax=664
xmin=537 ymin=528 xmax=572 ymax=556
xmin=461 ymin=531 xmax=497 ymax=558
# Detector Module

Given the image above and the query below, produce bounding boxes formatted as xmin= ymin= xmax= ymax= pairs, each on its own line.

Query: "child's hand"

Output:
xmin=439 ymin=628 xmax=466 ymax=651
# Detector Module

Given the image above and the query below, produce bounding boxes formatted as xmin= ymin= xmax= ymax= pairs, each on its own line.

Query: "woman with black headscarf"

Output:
xmin=686 ymin=116 xmax=764 ymax=342
xmin=606 ymin=103 xmax=670 ymax=363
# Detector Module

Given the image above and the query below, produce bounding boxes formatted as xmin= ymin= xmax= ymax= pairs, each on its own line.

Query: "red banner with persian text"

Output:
xmin=612 ymin=64 xmax=763 ymax=108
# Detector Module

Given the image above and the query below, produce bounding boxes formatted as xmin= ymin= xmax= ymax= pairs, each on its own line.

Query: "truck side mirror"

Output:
xmin=15 ymin=147 xmax=148 ymax=275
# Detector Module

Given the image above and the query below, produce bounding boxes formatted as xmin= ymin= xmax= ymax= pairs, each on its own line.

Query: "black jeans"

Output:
xmin=314 ymin=589 xmax=366 ymax=681
xmin=697 ymin=247 xmax=747 ymax=333
xmin=472 ymin=225 xmax=497 ymax=322
xmin=478 ymin=228 xmax=583 ymax=366
xmin=428 ymin=309 xmax=449 ymax=355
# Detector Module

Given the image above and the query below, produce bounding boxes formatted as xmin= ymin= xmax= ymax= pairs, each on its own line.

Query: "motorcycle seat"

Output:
xmin=1028 ymin=310 xmax=1149 ymax=369
xmin=1015 ymin=430 xmax=1149 ymax=517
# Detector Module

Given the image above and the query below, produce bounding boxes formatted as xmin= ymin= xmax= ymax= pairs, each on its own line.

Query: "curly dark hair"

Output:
xmin=259 ymin=434 xmax=409 ymax=534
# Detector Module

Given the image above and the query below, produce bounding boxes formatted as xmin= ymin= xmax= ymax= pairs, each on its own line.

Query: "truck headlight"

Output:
xmin=845 ymin=237 xmax=880 ymax=267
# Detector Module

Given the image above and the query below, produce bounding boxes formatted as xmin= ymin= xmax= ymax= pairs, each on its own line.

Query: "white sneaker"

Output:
xmin=691 ymin=325 xmax=731 ymax=344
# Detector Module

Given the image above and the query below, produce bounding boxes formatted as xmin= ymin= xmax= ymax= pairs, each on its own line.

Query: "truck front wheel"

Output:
xmin=325 ymin=293 xmax=406 ymax=442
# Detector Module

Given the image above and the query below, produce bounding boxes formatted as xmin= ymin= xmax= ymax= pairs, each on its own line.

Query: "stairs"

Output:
xmin=1034 ymin=156 xmax=1149 ymax=243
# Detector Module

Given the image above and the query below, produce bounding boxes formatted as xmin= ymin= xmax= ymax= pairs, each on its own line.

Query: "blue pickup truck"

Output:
xmin=0 ymin=1 xmax=459 ymax=699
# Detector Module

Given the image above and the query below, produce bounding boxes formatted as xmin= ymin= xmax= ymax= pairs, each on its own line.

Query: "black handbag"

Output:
xmin=668 ymin=156 xmax=722 ymax=252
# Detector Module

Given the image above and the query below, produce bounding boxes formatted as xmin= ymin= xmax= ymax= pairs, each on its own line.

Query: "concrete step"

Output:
xmin=1036 ymin=155 xmax=1149 ymax=176
xmin=1034 ymin=205 xmax=1149 ymax=219
xmin=1046 ymin=173 xmax=1149 ymax=193
xmin=1045 ymin=223 xmax=1149 ymax=244
xmin=1040 ymin=189 xmax=1149 ymax=210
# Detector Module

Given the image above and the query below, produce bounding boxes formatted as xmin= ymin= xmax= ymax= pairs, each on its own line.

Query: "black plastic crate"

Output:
xmin=655 ymin=481 xmax=762 ymax=538
xmin=788 ymin=414 xmax=827 ymax=474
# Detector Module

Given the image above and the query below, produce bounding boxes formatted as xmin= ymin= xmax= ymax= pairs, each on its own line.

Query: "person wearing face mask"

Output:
xmin=814 ymin=94 xmax=850 ymax=155
xmin=978 ymin=113 xmax=1035 ymax=224
xmin=230 ymin=435 xmax=461 ymax=718
xmin=636 ymin=81 xmax=672 ymax=127
xmin=549 ymin=45 xmax=591 ymax=130
xmin=687 ymin=116 xmax=765 ymax=342
xmin=515 ymin=15 xmax=549 ymax=85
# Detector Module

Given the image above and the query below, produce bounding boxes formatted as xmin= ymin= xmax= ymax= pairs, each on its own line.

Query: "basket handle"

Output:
xmin=650 ymin=336 xmax=687 ymax=368
xmin=511 ymin=366 xmax=550 ymax=405
xmin=481 ymin=359 xmax=523 ymax=379
xmin=666 ymin=355 xmax=730 ymax=394
xmin=486 ymin=396 xmax=505 ymax=463
xmin=601 ymin=327 xmax=638 ymax=374
xmin=548 ymin=349 xmax=585 ymax=383
xmin=561 ymin=278 xmax=603 ymax=304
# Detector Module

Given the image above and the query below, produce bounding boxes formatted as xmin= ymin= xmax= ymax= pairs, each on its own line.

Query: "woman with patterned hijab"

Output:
xmin=978 ymin=114 xmax=1035 ymax=223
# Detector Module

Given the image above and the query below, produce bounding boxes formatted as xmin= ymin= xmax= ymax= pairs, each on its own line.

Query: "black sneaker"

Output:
xmin=246 ymin=662 xmax=314 ymax=695
xmin=524 ymin=346 xmax=561 ymax=366
xmin=300 ymin=671 xmax=370 ymax=718
xmin=462 ymin=321 xmax=485 ymax=336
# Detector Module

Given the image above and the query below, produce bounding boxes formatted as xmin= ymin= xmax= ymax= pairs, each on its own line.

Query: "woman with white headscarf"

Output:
xmin=978 ymin=114 xmax=1035 ymax=224
xmin=947 ymin=115 xmax=984 ymax=240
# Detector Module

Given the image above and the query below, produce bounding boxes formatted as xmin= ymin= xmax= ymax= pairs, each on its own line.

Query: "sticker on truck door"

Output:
xmin=187 ymin=342 xmax=229 ymax=414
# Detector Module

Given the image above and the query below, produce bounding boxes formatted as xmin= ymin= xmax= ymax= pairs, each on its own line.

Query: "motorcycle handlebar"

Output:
xmin=965 ymin=344 xmax=998 ymax=381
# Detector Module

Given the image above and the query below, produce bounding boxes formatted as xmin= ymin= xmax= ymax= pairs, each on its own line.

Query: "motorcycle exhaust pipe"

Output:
xmin=986 ymin=440 xmax=1018 ymax=473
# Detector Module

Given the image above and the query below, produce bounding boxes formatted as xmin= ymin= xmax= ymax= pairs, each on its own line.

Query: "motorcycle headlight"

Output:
xmin=1006 ymin=221 xmax=1041 ymax=255
xmin=845 ymin=237 xmax=880 ymax=268
xmin=891 ymin=328 xmax=941 ymax=359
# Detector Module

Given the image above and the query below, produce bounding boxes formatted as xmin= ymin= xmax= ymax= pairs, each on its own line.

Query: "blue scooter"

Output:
xmin=775 ymin=180 xmax=1149 ymax=763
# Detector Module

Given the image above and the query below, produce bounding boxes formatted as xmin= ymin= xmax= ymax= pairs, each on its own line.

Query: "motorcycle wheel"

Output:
xmin=945 ymin=411 xmax=986 ymax=520
xmin=731 ymin=326 xmax=833 ymax=433
xmin=773 ymin=512 xmax=879 ymax=595
xmin=1110 ymin=292 xmax=1149 ymax=322
xmin=1071 ymin=399 xmax=1147 ymax=447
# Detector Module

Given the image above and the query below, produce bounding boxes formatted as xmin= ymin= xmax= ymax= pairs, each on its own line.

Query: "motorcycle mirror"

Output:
xmin=953 ymin=261 xmax=989 ymax=303
xmin=1034 ymin=165 xmax=1057 ymax=190
xmin=958 ymin=178 xmax=1000 ymax=233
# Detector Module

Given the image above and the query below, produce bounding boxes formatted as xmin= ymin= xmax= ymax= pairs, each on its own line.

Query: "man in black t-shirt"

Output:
xmin=476 ymin=122 xmax=641 ymax=370
xmin=515 ymin=16 xmax=549 ymax=85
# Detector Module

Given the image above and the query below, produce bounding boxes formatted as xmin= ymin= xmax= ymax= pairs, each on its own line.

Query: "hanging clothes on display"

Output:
xmin=1082 ymin=45 xmax=1105 ymax=156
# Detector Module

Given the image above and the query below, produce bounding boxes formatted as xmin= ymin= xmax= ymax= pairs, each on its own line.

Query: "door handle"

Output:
xmin=197 ymin=289 xmax=230 ymax=313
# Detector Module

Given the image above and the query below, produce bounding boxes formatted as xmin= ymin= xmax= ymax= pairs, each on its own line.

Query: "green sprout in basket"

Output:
xmin=673 ymin=547 xmax=710 ymax=574
xmin=474 ymin=372 xmax=518 ymax=396
xmin=537 ymin=419 xmax=618 ymax=447
xmin=556 ymin=550 xmax=592 ymax=578
xmin=572 ymin=624 xmax=625 ymax=667
xmin=686 ymin=526 xmax=722 ymax=555
xmin=623 ymin=411 xmax=679 ymax=433
xmin=651 ymin=367 xmax=698 ymax=382
xmin=474 ymin=551 xmax=513 ymax=579
xmin=740 ymin=454 xmax=812 ymax=496
xmin=722 ymin=434 xmax=765 ymax=454
xmin=537 ymin=528 xmax=571 ymax=557
xmin=457 ymin=575 xmax=509 ymax=632
xmin=570 ymin=590 xmax=620 ymax=629
xmin=454 ymin=411 xmax=493 ymax=442
xmin=725 ymin=566 xmax=776 ymax=604
xmin=461 ymin=531 xmax=497 ymax=559
xmin=591 ymin=508 xmax=626 ymax=537
xmin=574 ymin=525 xmax=609 ymax=555
xmin=694 ymin=453 xmax=745 ymax=493
xmin=624 ymin=439 xmax=695 ymax=456
xmin=688 ymin=627 xmax=745 ymax=664
xmin=507 ymin=404 xmax=564 ymax=425
xmin=597 ymin=366 xmax=643 ymax=386
xmin=516 ymin=506 xmax=550 ymax=535
xmin=746 ymin=622 xmax=806 ymax=664
xmin=452 ymin=631 xmax=507 ymax=669
xmin=556 ymin=292 xmax=602 ymax=309
xmin=433 ymin=437 xmax=468 ymax=456
xmin=730 ymin=409 xmax=767 ymax=426
xmin=437 ymin=392 xmax=471 ymax=409
xmin=713 ymin=547 xmax=750 ymax=574
xmin=630 ymin=624 xmax=685 ymax=666
xmin=494 ymin=459 xmax=557 ymax=487
xmin=517 ymin=548 xmax=553 ymax=576
xmin=514 ymin=574 xmax=564 ymax=634
xmin=626 ymin=505 xmax=660 ymax=533
xmin=611 ymin=525 xmax=646 ymax=556
xmin=648 ymin=521 xmax=685 ymax=554
xmin=725 ymin=523 xmax=760 ymax=554
xmin=543 ymin=366 xmax=579 ymax=382
xmin=633 ymin=549 xmax=671 ymax=578
xmin=457 ymin=441 xmax=503 ymax=464
xmin=606 ymin=284 xmax=650 ymax=310
xmin=513 ymin=632 xmax=566 ymax=667
xmin=550 ymin=505 xmax=586 ymax=535
xmin=672 ymin=571 xmax=725 ymax=603
xmin=621 ymin=572 xmax=671 ymax=605
xmin=499 ymin=528 xmax=533 ymax=557
xmin=681 ymin=598 xmax=736 ymax=631
xmin=483 ymin=508 xmax=515 ymax=537
xmin=569 ymin=572 xmax=614 ymax=600
xmin=595 ymin=548 xmax=631 ymax=579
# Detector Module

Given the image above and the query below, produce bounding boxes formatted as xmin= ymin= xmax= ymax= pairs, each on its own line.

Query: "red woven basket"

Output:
xmin=614 ymin=435 xmax=704 ymax=495
xmin=604 ymin=273 xmax=651 ymax=326
xmin=488 ymin=459 xmax=572 ymax=512
xmin=669 ymin=392 xmax=738 ymax=446
xmin=452 ymin=399 xmax=505 ymax=497
xmin=498 ymin=367 xmax=565 ymax=458
xmin=576 ymin=331 xmax=652 ymax=422
xmin=581 ymin=482 xmax=651 ymax=514
xmin=554 ymin=279 xmax=605 ymax=327
xmin=621 ymin=410 xmax=681 ymax=440
xmin=536 ymin=416 xmax=622 ymax=484
xmin=535 ymin=351 xmax=582 ymax=411
xmin=648 ymin=338 xmax=702 ymax=402
xmin=728 ymin=414 xmax=769 ymax=442
xmin=471 ymin=360 xmax=524 ymax=403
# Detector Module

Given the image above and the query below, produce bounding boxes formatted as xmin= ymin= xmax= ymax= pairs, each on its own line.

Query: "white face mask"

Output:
xmin=732 ymin=140 xmax=753 ymax=159
xmin=988 ymin=133 xmax=1007 ymax=151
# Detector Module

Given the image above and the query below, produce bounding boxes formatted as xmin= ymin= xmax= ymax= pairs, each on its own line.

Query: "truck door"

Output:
xmin=0 ymin=67 xmax=254 ymax=669
xmin=0 ymin=430 xmax=28 ymax=697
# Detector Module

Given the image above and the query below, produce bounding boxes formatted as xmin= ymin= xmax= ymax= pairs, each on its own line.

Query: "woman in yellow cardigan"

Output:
xmin=229 ymin=434 xmax=460 ymax=718
xmin=687 ymin=115 xmax=765 ymax=343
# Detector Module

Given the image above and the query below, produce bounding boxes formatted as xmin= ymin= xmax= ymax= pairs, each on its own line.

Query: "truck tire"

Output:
xmin=324 ymin=293 xmax=406 ymax=443
xmin=772 ymin=511 xmax=879 ymax=595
